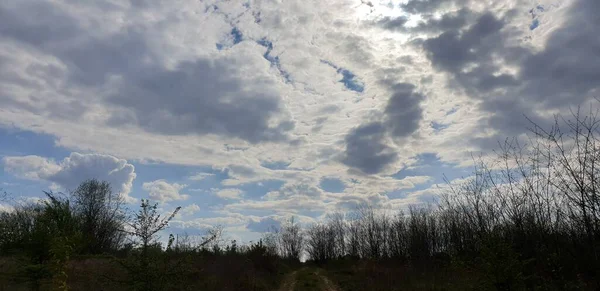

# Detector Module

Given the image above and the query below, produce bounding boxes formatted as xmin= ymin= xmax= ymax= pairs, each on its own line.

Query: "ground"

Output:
xmin=279 ymin=267 xmax=340 ymax=291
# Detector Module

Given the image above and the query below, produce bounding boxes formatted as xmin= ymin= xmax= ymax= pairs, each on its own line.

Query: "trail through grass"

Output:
xmin=280 ymin=267 xmax=340 ymax=291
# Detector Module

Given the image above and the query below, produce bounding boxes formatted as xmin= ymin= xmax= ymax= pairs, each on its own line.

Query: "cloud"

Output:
xmin=333 ymin=193 xmax=389 ymax=210
xmin=423 ymin=12 xmax=508 ymax=75
xmin=188 ymin=173 xmax=215 ymax=181
xmin=172 ymin=213 xmax=250 ymax=231
xmin=106 ymin=52 xmax=293 ymax=143
xmin=0 ymin=0 xmax=292 ymax=144
xmin=1 ymin=0 xmax=598 ymax=235
xmin=410 ymin=9 xmax=473 ymax=33
xmin=374 ymin=8 xmax=473 ymax=33
xmin=225 ymin=196 xmax=328 ymax=214
xmin=264 ymin=182 xmax=323 ymax=200
xmin=514 ymin=0 xmax=600 ymax=110
xmin=383 ymin=83 xmax=425 ymax=138
xmin=143 ymin=180 xmax=189 ymax=202
xmin=375 ymin=16 xmax=409 ymax=31
xmin=215 ymin=188 xmax=244 ymax=200
xmin=420 ymin=0 xmax=600 ymax=147
xmin=341 ymin=122 xmax=398 ymax=175
xmin=180 ymin=203 xmax=201 ymax=217
xmin=2 ymin=156 xmax=61 ymax=180
xmin=401 ymin=0 xmax=470 ymax=14
xmin=3 ymin=152 xmax=136 ymax=202
xmin=340 ymin=81 xmax=425 ymax=175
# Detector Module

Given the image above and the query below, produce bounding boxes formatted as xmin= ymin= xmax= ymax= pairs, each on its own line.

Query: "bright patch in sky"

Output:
xmin=0 ymin=0 xmax=597 ymax=242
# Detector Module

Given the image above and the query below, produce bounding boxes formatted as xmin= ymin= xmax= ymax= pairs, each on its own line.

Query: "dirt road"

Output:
xmin=278 ymin=269 xmax=299 ymax=291
xmin=278 ymin=267 xmax=340 ymax=291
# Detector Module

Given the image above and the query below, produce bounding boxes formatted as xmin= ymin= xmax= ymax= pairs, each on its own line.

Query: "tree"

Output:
xmin=122 ymin=199 xmax=180 ymax=291
xmin=126 ymin=199 xmax=180 ymax=258
xmin=278 ymin=217 xmax=303 ymax=261
xmin=0 ymin=188 xmax=8 ymax=202
xmin=39 ymin=192 xmax=81 ymax=291
xmin=327 ymin=212 xmax=347 ymax=258
xmin=71 ymin=179 xmax=126 ymax=254
xmin=305 ymin=223 xmax=335 ymax=262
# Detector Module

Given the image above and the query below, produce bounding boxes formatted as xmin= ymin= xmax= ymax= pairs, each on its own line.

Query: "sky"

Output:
xmin=0 ymin=0 xmax=598 ymax=242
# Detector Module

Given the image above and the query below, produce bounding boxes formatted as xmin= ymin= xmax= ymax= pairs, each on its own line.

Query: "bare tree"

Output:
xmin=121 ymin=199 xmax=181 ymax=291
xmin=305 ymin=223 xmax=335 ymax=262
xmin=71 ymin=179 xmax=126 ymax=254
xmin=0 ymin=189 xmax=8 ymax=203
xmin=528 ymin=108 xmax=600 ymax=265
xmin=125 ymin=199 xmax=181 ymax=255
xmin=278 ymin=217 xmax=303 ymax=261
xmin=327 ymin=212 xmax=347 ymax=258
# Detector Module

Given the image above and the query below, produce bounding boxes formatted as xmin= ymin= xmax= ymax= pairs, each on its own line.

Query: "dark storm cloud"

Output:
xmin=401 ymin=0 xmax=469 ymax=14
xmin=0 ymin=0 xmax=292 ymax=144
xmin=420 ymin=10 xmax=532 ymax=137
xmin=0 ymin=1 xmax=148 ymax=87
xmin=376 ymin=7 xmax=471 ymax=33
xmin=346 ymin=10 xmax=524 ymax=175
xmin=422 ymin=0 xmax=600 ymax=144
xmin=0 ymin=2 xmax=81 ymax=47
xmin=342 ymin=122 xmax=398 ymax=175
xmin=516 ymin=0 xmax=600 ymax=107
xmin=384 ymin=83 xmax=424 ymax=137
xmin=421 ymin=11 xmax=528 ymax=102
xmin=106 ymin=58 xmax=291 ymax=143
xmin=411 ymin=8 xmax=473 ymax=33
xmin=423 ymin=13 xmax=505 ymax=73
xmin=376 ymin=16 xmax=409 ymax=31
xmin=341 ymin=82 xmax=424 ymax=175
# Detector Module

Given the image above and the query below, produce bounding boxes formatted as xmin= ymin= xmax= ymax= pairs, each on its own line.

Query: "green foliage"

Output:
xmin=49 ymin=236 xmax=74 ymax=291
xmin=0 ymin=203 xmax=41 ymax=256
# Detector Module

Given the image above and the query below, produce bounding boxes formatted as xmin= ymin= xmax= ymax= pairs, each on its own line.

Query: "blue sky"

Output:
xmin=1 ymin=0 xmax=597 ymax=242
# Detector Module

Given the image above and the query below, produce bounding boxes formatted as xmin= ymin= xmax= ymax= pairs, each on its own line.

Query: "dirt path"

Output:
xmin=278 ymin=267 xmax=340 ymax=291
xmin=278 ymin=269 xmax=300 ymax=291
xmin=314 ymin=269 xmax=340 ymax=291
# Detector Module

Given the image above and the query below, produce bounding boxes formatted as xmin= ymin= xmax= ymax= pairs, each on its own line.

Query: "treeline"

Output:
xmin=0 ymin=180 xmax=292 ymax=291
xmin=0 ymin=181 xmax=129 ymax=260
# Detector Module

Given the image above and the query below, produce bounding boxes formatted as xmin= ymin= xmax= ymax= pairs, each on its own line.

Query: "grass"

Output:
xmin=321 ymin=259 xmax=486 ymax=291
xmin=0 ymin=254 xmax=295 ymax=291
xmin=294 ymin=268 xmax=323 ymax=291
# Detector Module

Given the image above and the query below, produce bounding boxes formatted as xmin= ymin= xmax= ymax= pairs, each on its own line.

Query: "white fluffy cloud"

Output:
xmin=2 ymin=156 xmax=61 ymax=181
xmin=0 ymin=0 xmax=597 ymax=235
xmin=3 ymin=152 xmax=136 ymax=202
xmin=143 ymin=180 xmax=189 ymax=202
xmin=179 ymin=203 xmax=201 ymax=217
xmin=215 ymin=188 xmax=244 ymax=200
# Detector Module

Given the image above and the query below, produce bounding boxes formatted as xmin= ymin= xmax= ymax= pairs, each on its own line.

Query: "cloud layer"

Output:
xmin=1 ymin=0 xmax=598 ymax=239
